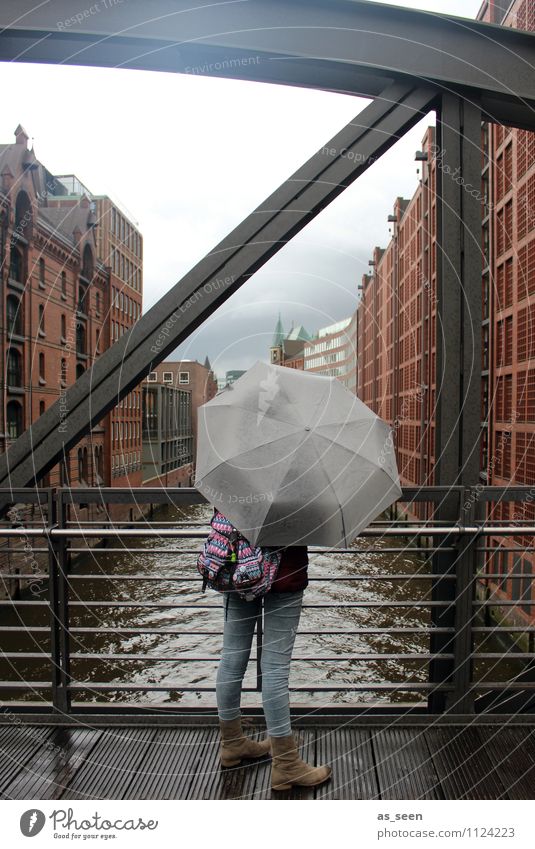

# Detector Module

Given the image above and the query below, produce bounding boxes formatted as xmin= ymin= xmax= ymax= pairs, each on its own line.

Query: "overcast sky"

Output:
xmin=0 ymin=0 xmax=483 ymax=380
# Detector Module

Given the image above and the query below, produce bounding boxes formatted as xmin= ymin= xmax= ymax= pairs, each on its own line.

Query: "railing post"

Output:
xmin=444 ymin=486 xmax=478 ymax=714
xmin=255 ymin=611 xmax=263 ymax=693
xmin=49 ymin=489 xmax=71 ymax=715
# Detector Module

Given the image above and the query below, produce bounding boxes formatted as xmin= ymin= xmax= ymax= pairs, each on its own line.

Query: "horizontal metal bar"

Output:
xmin=2 ymin=572 xmax=455 ymax=582
xmin=0 ymin=626 xmax=456 ymax=635
xmin=0 ymin=600 xmax=452 ymax=608
xmin=64 ymin=682 xmax=453 ymax=692
xmin=473 ymin=654 xmax=535 ymax=659
xmin=473 ymin=600 xmax=535 ymax=606
xmin=58 ymin=652 xmax=452 ymax=662
xmin=65 ymin=547 xmax=457 ymax=554
xmin=0 ymin=525 xmax=531 ymax=541
xmin=0 ymin=681 xmax=452 ymax=692
xmin=473 ymin=627 xmax=535 ymax=633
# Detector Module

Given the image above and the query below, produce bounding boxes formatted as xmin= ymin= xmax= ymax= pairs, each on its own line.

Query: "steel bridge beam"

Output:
xmin=0 ymin=0 xmax=534 ymax=129
xmin=429 ymin=93 xmax=484 ymax=713
xmin=0 ymin=81 xmax=438 ymax=494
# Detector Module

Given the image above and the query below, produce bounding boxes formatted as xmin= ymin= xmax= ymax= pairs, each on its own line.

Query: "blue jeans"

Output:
xmin=216 ymin=590 xmax=304 ymax=737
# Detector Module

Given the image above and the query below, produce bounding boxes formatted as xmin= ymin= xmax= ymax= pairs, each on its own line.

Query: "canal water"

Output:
xmin=0 ymin=502 xmax=527 ymax=709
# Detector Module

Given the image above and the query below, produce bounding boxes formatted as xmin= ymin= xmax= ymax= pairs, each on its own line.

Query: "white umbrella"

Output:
xmin=194 ymin=361 xmax=401 ymax=547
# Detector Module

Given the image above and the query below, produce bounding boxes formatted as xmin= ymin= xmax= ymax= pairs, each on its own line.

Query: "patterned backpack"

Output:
xmin=197 ymin=509 xmax=282 ymax=601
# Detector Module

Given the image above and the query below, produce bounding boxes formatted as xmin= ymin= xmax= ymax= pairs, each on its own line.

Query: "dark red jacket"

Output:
xmin=271 ymin=546 xmax=308 ymax=593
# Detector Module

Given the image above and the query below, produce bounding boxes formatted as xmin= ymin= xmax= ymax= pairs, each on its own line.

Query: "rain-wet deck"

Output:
xmin=2 ymin=721 xmax=535 ymax=800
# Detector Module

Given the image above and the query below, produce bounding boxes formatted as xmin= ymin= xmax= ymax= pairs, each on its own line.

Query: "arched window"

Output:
xmin=78 ymin=283 xmax=88 ymax=314
xmin=9 ymin=246 xmax=24 ymax=283
xmin=6 ymin=400 xmax=23 ymax=438
xmin=82 ymin=446 xmax=89 ymax=482
xmin=6 ymin=295 xmax=22 ymax=336
xmin=60 ymin=453 xmax=70 ymax=486
xmin=81 ymin=244 xmax=94 ymax=281
xmin=76 ymin=321 xmax=86 ymax=355
xmin=38 ymin=304 xmax=45 ymax=335
xmin=61 ymin=271 xmax=67 ymax=298
xmin=15 ymin=191 xmax=31 ymax=234
xmin=39 ymin=257 xmax=45 ymax=287
xmin=7 ymin=348 xmax=22 ymax=387
xmin=39 ymin=352 xmax=45 ymax=380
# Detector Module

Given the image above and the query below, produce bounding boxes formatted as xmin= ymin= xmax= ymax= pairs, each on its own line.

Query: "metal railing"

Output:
xmin=0 ymin=485 xmax=534 ymax=721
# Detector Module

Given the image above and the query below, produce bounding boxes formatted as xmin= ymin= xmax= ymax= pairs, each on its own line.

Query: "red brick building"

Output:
xmin=145 ymin=358 xmax=218 ymax=479
xmin=304 ymin=315 xmax=358 ymax=394
xmin=356 ymin=0 xmax=535 ymax=624
xmin=48 ymin=179 xmax=144 ymax=488
xmin=0 ymin=126 xmax=108 ymax=496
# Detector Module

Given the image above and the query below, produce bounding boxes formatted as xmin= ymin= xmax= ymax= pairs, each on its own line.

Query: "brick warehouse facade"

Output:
xmin=0 ymin=127 xmax=108 ymax=499
xmin=0 ymin=126 xmax=147 ymax=536
xmin=477 ymin=0 xmax=535 ymax=632
xmin=48 ymin=179 xmax=144 ymax=492
xmin=356 ymin=0 xmax=535 ymax=627
xmin=145 ymin=359 xmax=218 ymax=483
xmin=357 ymin=135 xmax=438 ymax=505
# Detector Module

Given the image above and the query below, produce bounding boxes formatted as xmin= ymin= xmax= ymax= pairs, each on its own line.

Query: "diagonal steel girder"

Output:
xmin=0 ymin=0 xmax=534 ymax=128
xmin=0 ymin=80 xmax=438 ymax=493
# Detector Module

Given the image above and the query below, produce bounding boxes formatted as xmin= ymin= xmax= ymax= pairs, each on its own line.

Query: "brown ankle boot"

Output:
xmin=270 ymin=734 xmax=332 ymax=790
xmin=219 ymin=717 xmax=271 ymax=768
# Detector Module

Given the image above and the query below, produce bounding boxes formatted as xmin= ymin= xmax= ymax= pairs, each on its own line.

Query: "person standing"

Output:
xmin=215 ymin=543 xmax=332 ymax=791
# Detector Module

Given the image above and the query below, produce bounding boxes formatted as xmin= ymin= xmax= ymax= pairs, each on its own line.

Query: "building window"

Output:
xmin=7 ymin=348 xmax=22 ymax=387
xmin=61 ymin=358 xmax=67 ymax=386
xmin=163 ymin=372 xmax=173 ymax=383
xmin=39 ymin=352 xmax=45 ymax=381
xmin=39 ymin=400 xmax=45 ymax=416
xmin=14 ymin=191 xmax=32 ymax=237
xmin=60 ymin=453 xmax=69 ymax=486
xmin=9 ymin=247 xmax=24 ymax=283
xmin=61 ymin=314 xmax=66 ymax=340
xmin=78 ymin=283 xmax=88 ymax=314
xmin=61 ymin=270 xmax=67 ymax=298
xmin=76 ymin=363 xmax=85 ymax=379
xmin=38 ymin=304 xmax=45 ymax=336
xmin=179 ymin=372 xmax=189 ymax=384
xmin=39 ymin=257 xmax=45 ymax=288
xmin=81 ymin=244 xmax=94 ymax=282
xmin=147 ymin=372 xmax=157 ymax=382
xmin=96 ymin=292 xmax=101 ymax=314
xmin=6 ymin=400 xmax=23 ymax=438
xmin=76 ymin=322 xmax=86 ymax=356
xmin=6 ymin=295 xmax=22 ymax=336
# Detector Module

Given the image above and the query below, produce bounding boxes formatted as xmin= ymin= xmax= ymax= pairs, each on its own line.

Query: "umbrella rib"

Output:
xmin=308 ymin=433 xmax=349 ymax=547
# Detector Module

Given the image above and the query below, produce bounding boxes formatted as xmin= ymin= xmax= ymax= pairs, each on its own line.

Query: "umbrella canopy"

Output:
xmin=194 ymin=361 xmax=401 ymax=547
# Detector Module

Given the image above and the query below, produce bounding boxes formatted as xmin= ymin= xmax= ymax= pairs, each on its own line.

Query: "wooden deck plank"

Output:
xmin=120 ymin=727 xmax=195 ymax=799
xmin=59 ymin=727 xmax=157 ymax=800
xmin=476 ymin=726 xmax=535 ymax=800
xmin=0 ymin=725 xmax=57 ymax=798
xmin=3 ymin=728 xmax=100 ymax=800
xmin=372 ymin=727 xmax=443 ymax=800
xmin=316 ymin=727 xmax=378 ymax=800
xmin=1 ymin=723 xmax=535 ymax=799
xmin=426 ymin=727 xmax=510 ymax=800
